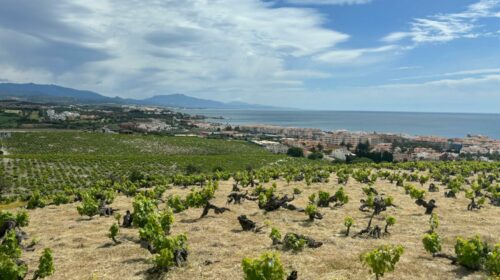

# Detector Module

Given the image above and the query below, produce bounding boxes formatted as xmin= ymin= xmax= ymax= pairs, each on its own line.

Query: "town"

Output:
xmin=1 ymin=100 xmax=499 ymax=163
xmin=193 ymin=122 xmax=500 ymax=163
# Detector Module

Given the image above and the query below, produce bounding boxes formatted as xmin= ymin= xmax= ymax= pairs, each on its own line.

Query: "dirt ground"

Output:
xmin=16 ymin=175 xmax=500 ymax=280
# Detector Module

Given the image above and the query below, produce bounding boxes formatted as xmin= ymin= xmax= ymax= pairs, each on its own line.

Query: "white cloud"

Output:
xmin=382 ymin=0 xmax=500 ymax=44
xmin=0 ymin=0 xmax=352 ymax=99
xmin=382 ymin=32 xmax=412 ymax=43
xmin=380 ymin=74 xmax=500 ymax=89
xmin=314 ymin=45 xmax=398 ymax=64
xmin=392 ymin=68 xmax=500 ymax=81
xmin=283 ymin=0 xmax=371 ymax=5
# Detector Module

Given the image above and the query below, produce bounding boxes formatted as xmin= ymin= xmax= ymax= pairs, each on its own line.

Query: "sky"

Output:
xmin=0 ymin=0 xmax=499 ymax=113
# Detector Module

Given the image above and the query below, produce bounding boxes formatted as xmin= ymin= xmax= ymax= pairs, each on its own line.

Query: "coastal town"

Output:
xmin=1 ymin=101 xmax=499 ymax=162
xmin=193 ymin=122 xmax=500 ymax=162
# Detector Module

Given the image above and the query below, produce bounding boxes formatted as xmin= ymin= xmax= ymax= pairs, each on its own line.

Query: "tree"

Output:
xmin=287 ymin=147 xmax=304 ymax=158
xmin=360 ymin=244 xmax=404 ymax=280
xmin=33 ymin=248 xmax=55 ymax=279
xmin=307 ymin=151 xmax=323 ymax=160
xmin=242 ymin=252 xmax=285 ymax=280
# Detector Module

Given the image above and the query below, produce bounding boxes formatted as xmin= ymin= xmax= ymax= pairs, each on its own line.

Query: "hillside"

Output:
xmin=5 ymin=169 xmax=499 ymax=280
xmin=0 ymin=83 xmax=279 ymax=109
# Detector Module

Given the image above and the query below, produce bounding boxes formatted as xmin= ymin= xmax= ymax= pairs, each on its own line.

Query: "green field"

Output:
xmin=0 ymin=132 xmax=288 ymax=198
xmin=0 ymin=113 xmax=20 ymax=127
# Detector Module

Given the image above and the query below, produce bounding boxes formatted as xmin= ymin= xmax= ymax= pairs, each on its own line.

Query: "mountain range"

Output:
xmin=0 ymin=83 xmax=279 ymax=109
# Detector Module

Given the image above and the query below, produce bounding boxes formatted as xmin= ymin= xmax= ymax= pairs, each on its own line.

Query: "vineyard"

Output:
xmin=0 ymin=132 xmax=499 ymax=280
xmin=0 ymin=132 xmax=288 ymax=200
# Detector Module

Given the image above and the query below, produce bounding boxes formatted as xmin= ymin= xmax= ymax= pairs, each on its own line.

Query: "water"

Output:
xmin=180 ymin=109 xmax=500 ymax=139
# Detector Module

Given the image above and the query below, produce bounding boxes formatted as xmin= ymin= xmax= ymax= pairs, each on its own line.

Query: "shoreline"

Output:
xmin=183 ymin=109 xmax=500 ymax=140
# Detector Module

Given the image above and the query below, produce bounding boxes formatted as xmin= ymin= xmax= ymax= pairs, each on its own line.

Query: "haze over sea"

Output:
xmin=181 ymin=110 xmax=500 ymax=139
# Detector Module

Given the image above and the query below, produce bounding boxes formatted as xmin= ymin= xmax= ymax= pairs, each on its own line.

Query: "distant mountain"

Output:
xmin=139 ymin=94 xmax=278 ymax=109
xmin=0 ymin=83 xmax=281 ymax=109
xmin=0 ymin=83 xmax=113 ymax=103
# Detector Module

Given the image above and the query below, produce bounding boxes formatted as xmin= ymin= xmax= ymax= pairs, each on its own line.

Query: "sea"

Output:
xmin=179 ymin=109 xmax=500 ymax=139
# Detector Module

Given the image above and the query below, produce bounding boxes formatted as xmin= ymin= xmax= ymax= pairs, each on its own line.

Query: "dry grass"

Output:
xmin=16 ymin=176 xmax=500 ymax=280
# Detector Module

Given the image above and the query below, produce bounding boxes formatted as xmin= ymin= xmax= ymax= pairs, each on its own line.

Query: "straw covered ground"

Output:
xmin=17 ymin=175 xmax=500 ymax=280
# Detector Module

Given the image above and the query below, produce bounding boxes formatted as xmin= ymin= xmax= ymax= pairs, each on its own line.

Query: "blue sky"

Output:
xmin=0 ymin=0 xmax=499 ymax=112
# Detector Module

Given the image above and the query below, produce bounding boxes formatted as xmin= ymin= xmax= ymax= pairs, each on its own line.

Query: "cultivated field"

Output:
xmin=0 ymin=132 xmax=286 ymax=200
xmin=15 ymin=174 xmax=500 ymax=280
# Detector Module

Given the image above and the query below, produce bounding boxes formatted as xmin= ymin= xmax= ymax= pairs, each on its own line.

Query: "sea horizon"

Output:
xmin=180 ymin=109 xmax=500 ymax=140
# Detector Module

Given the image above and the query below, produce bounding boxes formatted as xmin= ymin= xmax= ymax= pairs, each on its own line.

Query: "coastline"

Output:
xmin=182 ymin=109 xmax=500 ymax=140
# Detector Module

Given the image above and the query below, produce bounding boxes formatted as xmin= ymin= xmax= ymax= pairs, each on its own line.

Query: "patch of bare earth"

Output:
xmin=18 ymin=176 xmax=499 ymax=280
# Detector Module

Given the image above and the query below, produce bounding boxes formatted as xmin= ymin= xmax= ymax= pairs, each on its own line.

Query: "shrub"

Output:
xmin=15 ymin=211 xmax=29 ymax=227
xmin=384 ymin=216 xmax=396 ymax=233
xmin=308 ymin=193 xmax=316 ymax=204
xmin=152 ymin=234 xmax=188 ymax=270
xmin=34 ymin=248 xmax=55 ymax=279
xmin=305 ymin=204 xmax=318 ymax=221
xmin=333 ymin=187 xmax=349 ymax=205
xmin=0 ymin=230 xmax=22 ymax=259
xmin=0 ymin=253 xmax=27 ymax=280
xmin=317 ymin=191 xmax=330 ymax=207
xmin=307 ymin=151 xmax=323 ymax=160
xmin=485 ymin=244 xmax=500 ymax=277
xmin=159 ymin=207 xmax=175 ymax=234
xmin=283 ymin=233 xmax=307 ymax=252
xmin=455 ymin=236 xmax=489 ymax=270
xmin=88 ymin=185 xmax=116 ymax=205
xmin=344 ymin=216 xmax=354 ymax=236
xmin=422 ymin=232 xmax=442 ymax=255
xmin=1 ymin=210 xmax=29 ymax=228
xmin=27 ymin=190 xmax=46 ymax=209
xmin=270 ymin=228 xmax=282 ymax=244
xmin=109 ymin=223 xmax=119 ymax=244
xmin=360 ymin=244 xmax=404 ymax=280
xmin=129 ymin=169 xmax=145 ymax=182
xmin=429 ymin=213 xmax=439 ymax=233
xmin=185 ymin=164 xmax=202 ymax=175
xmin=242 ymin=252 xmax=285 ymax=280
xmin=409 ymin=186 xmax=426 ymax=200
xmin=287 ymin=147 xmax=304 ymax=158
xmin=337 ymin=172 xmax=349 ymax=185
xmin=53 ymin=192 xmax=71 ymax=205
xmin=293 ymin=188 xmax=302 ymax=195
xmin=185 ymin=184 xmax=217 ymax=208
xmin=167 ymin=195 xmax=187 ymax=213
xmin=132 ymin=194 xmax=157 ymax=228
xmin=76 ymin=193 xmax=99 ymax=219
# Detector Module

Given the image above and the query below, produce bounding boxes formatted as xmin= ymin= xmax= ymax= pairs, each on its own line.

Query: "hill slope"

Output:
xmin=0 ymin=83 xmax=279 ymax=109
